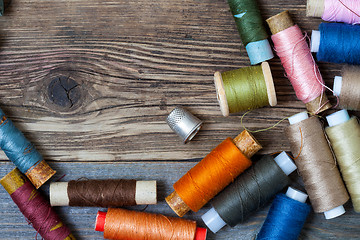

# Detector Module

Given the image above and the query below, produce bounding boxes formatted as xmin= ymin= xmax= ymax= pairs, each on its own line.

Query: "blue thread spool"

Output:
xmin=311 ymin=22 xmax=360 ymax=65
xmin=0 ymin=109 xmax=55 ymax=188
xmin=256 ymin=187 xmax=311 ymax=240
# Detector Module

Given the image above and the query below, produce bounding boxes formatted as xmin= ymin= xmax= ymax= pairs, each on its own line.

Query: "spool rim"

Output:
xmin=261 ymin=62 xmax=277 ymax=107
xmin=214 ymin=71 xmax=229 ymax=117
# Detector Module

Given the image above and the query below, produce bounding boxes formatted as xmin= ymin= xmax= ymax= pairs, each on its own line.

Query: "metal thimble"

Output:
xmin=166 ymin=107 xmax=203 ymax=143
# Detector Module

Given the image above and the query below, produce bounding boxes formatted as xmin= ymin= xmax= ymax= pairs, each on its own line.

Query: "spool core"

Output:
xmin=166 ymin=130 xmax=262 ymax=217
xmin=333 ymin=76 xmax=342 ymax=96
xmin=286 ymin=187 xmax=308 ymax=203
xmin=201 ymin=151 xmax=296 ymax=233
xmin=310 ymin=30 xmax=321 ymax=53
xmin=326 ymin=109 xmax=350 ymax=127
xmin=246 ymin=40 xmax=274 ymax=65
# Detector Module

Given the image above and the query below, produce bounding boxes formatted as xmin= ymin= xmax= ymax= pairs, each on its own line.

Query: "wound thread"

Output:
xmin=271 ymin=25 xmax=324 ymax=104
xmin=256 ymin=193 xmax=311 ymax=240
xmin=173 ymin=137 xmax=252 ymax=212
xmin=211 ymin=155 xmax=291 ymax=227
xmin=227 ymin=0 xmax=274 ymax=64
xmin=317 ymin=22 xmax=360 ymax=65
xmin=339 ymin=65 xmax=360 ymax=110
xmin=323 ymin=0 xmax=360 ymax=24
xmin=0 ymin=109 xmax=55 ymax=188
xmin=326 ymin=117 xmax=360 ymax=212
xmin=68 ymin=179 xmax=136 ymax=207
xmin=285 ymin=116 xmax=349 ymax=213
xmin=0 ymin=168 xmax=74 ymax=240
xmin=99 ymin=208 xmax=199 ymax=240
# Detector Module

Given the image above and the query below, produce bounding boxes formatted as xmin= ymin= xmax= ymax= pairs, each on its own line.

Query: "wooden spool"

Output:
xmin=214 ymin=62 xmax=277 ymax=117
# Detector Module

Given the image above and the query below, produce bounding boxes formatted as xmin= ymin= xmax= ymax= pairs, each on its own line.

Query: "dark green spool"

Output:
xmin=228 ymin=0 xmax=268 ymax=46
xmin=0 ymin=0 xmax=3 ymax=16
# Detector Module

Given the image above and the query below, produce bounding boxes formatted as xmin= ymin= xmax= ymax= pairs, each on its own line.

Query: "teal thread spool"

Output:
xmin=214 ymin=62 xmax=277 ymax=116
xmin=0 ymin=0 xmax=3 ymax=16
xmin=228 ymin=0 xmax=274 ymax=64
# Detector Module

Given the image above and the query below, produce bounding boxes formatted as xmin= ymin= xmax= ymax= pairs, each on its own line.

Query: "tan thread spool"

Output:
xmin=166 ymin=130 xmax=262 ymax=217
xmin=214 ymin=62 xmax=277 ymax=117
xmin=285 ymin=113 xmax=349 ymax=219
xmin=266 ymin=10 xmax=331 ymax=115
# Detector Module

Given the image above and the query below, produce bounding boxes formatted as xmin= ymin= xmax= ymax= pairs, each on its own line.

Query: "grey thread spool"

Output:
xmin=166 ymin=107 xmax=203 ymax=143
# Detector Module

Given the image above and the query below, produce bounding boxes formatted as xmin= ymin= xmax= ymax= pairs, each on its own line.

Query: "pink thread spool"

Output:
xmin=307 ymin=0 xmax=360 ymax=24
xmin=266 ymin=11 xmax=332 ymax=115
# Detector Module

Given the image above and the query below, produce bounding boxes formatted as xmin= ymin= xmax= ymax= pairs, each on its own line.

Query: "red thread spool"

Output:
xmin=95 ymin=209 xmax=207 ymax=240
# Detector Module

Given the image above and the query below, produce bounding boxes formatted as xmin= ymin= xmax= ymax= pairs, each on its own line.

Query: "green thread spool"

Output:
xmin=228 ymin=0 xmax=274 ymax=64
xmin=214 ymin=62 xmax=277 ymax=116
xmin=326 ymin=110 xmax=360 ymax=213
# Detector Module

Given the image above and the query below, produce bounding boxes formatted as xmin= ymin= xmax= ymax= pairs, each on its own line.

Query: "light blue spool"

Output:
xmin=0 ymin=109 xmax=42 ymax=173
xmin=246 ymin=39 xmax=274 ymax=65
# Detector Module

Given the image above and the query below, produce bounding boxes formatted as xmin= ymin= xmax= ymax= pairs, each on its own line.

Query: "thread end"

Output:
xmin=95 ymin=211 xmax=107 ymax=232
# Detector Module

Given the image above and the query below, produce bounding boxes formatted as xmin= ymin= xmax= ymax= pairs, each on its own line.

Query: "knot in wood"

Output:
xmin=48 ymin=76 xmax=81 ymax=109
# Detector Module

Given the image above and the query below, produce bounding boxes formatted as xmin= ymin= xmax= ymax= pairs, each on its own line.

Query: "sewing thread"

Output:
xmin=326 ymin=115 xmax=360 ymax=212
xmin=337 ymin=65 xmax=360 ymax=110
xmin=285 ymin=116 xmax=349 ymax=213
xmin=210 ymin=155 xmax=291 ymax=227
xmin=317 ymin=22 xmax=360 ymax=65
xmin=256 ymin=193 xmax=311 ymax=240
xmin=96 ymin=208 xmax=206 ymax=240
xmin=0 ymin=168 xmax=75 ymax=240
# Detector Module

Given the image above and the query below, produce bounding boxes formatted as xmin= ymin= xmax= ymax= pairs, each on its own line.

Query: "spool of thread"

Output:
xmin=0 ymin=109 xmax=55 ymax=188
xmin=202 ymin=152 xmax=297 ymax=233
xmin=0 ymin=168 xmax=75 ymax=240
xmin=333 ymin=65 xmax=360 ymax=110
xmin=325 ymin=110 xmax=360 ymax=212
xmin=266 ymin=11 xmax=331 ymax=114
xmin=311 ymin=22 xmax=360 ymax=65
xmin=166 ymin=107 xmax=203 ymax=143
xmin=307 ymin=0 xmax=360 ymax=24
xmin=166 ymin=130 xmax=262 ymax=217
xmin=285 ymin=112 xmax=349 ymax=219
xmin=94 ymin=208 xmax=207 ymax=240
xmin=256 ymin=187 xmax=311 ymax=240
xmin=50 ymin=179 xmax=157 ymax=207
xmin=214 ymin=62 xmax=277 ymax=117
xmin=227 ymin=0 xmax=274 ymax=64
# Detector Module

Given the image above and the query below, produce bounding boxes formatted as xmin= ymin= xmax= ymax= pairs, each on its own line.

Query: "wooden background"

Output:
xmin=0 ymin=0 xmax=359 ymax=239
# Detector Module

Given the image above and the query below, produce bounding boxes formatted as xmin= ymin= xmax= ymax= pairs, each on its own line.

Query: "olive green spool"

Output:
xmin=222 ymin=65 xmax=268 ymax=113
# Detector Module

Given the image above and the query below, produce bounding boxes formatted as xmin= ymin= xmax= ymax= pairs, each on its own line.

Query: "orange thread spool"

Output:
xmin=174 ymin=138 xmax=251 ymax=212
xmin=95 ymin=208 xmax=207 ymax=240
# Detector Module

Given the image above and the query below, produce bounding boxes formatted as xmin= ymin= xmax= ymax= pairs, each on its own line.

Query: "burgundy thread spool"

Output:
xmin=0 ymin=168 xmax=76 ymax=240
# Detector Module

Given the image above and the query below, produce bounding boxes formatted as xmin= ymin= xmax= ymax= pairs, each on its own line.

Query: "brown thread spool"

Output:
xmin=266 ymin=10 xmax=332 ymax=114
xmin=165 ymin=130 xmax=262 ymax=217
xmin=94 ymin=208 xmax=207 ymax=240
xmin=50 ymin=179 xmax=157 ymax=207
xmin=285 ymin=112 xmax=349 ymax=219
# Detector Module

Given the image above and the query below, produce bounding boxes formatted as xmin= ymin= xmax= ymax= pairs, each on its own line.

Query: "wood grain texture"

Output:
xmin=0 ymin=0 xmax=359 ymax=239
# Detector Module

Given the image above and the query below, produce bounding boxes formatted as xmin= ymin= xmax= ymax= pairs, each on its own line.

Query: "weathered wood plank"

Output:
xmin=0 ymin=162 xmax=359 ymax=240
xmin=0 ymin=0 xmax=357 ymax=162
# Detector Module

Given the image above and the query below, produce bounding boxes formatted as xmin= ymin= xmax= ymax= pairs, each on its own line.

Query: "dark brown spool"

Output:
xmin=68 ymin=179 xmax=136 ymax=207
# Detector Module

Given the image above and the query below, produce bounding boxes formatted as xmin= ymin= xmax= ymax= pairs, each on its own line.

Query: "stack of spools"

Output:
xmin=1 ymin=0 xmax=360 ymax=240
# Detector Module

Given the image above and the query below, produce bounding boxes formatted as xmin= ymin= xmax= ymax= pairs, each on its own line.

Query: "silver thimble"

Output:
xmin=166 ymin=107 xmax=203 ymax=143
